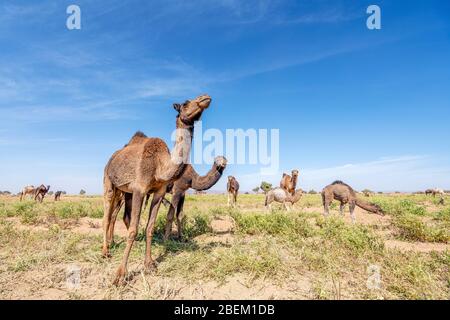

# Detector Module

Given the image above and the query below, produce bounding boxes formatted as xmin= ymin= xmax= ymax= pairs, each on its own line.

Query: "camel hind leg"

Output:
xmin=102 ymin=176 xmax=122 ymax=258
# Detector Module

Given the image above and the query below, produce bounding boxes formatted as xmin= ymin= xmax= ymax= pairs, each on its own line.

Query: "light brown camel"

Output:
xmin=54 ymin=191 xmax=62 ymax=201
xmin=321 ymin=181 xmax=384 ymax=223
xmin=34 ymin=185 xmax=50 ymax=203
xmin=280 ymin=169 xmax=299 ymax=195
xmin=265 ymin=188 xmax=303 ymax=211
xmin=102 ymin=94 xmax=211 ymax=285
xmin=227 ymin=176 xmax=239 ymax=207
xmin=20 ymin=185 xmax=35 ymax=201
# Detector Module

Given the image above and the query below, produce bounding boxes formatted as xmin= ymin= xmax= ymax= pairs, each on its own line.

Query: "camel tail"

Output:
xmin=355 ymin=198 xmax=379 ymax=213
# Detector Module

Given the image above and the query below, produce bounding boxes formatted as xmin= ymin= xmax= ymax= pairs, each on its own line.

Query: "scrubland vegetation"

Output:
xmin=0 ymin=193 xmax=448 ymax=299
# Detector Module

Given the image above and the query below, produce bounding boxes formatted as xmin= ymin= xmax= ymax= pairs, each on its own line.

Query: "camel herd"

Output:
xmin=7 ymin=94 xmax=446 ymax=285
xmin=18 ymin=185 xmax=65 ymax=202
xmin=19 ymin=185 xmax=51 ymax=202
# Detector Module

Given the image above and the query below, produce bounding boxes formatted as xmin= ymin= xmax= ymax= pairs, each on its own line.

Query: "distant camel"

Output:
xmin=227 ymin=176 xmax=239 ymax=207
xmin=265 ymin=188 xmax=303 ymax=211
xmin=54 ymin=191 xmax=62 ymax=201
xmin=361 ymin=190 xmax=372 ymax=197
xmin=321 ymin=181 xmax=384 ymax=223
xmin=102 ymin=94 xmax=211 ymax=285
xmin=20 ymin=185 xmax=35 ymax=201
xmin=425 ymin=188 xmax=445 ymax=197
xmin=280 ymin=169 xmax=299 ymax=195
xmin=34 ymin=185 xmax=50 ymax=203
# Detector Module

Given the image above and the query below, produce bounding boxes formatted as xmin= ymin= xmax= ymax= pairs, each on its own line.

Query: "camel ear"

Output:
xmin=173 ymin=103 xmax=181 ymax=112
xmin=282 ymin=173 xmax=287 ymax=177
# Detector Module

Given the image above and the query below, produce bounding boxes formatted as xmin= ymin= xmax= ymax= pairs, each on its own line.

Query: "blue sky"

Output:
xmin=1 ymin=0 xmax=450 ymax=194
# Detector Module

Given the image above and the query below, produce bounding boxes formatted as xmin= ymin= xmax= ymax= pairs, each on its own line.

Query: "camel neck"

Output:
xmin=191 ymin=165 xmax=223 ymax=191
xmin=157 ymin=119 xmax=194 ymax=182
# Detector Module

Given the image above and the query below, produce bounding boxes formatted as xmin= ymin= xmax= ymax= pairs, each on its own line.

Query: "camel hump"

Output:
xmin=127 ymin=131 xmax=148 ymax=145
xmin=331 ymin=180 xmax=345 ymax=185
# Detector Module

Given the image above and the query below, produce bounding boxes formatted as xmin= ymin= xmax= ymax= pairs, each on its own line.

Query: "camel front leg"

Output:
xmin=349 ymin=201 xmax=356 ymax=224
xmin=175 ymin=194 xmax=185 ymax=239
xmin=322 ymin=194 xmax=330 ymax=217
xmin=227 ymin=192 xmax=231 ymax=207
xmin=284 ymin=201 xmax=290 ymax=211
xmin=113 ymin=191 xmax=143 ymax=285
xmin=144 ymin=187 xmax=165 ymax=272
xmin=339 ymin=203 xmax=345 ymax=217
xmin=163 ymin=194 xmax=180 ymax=241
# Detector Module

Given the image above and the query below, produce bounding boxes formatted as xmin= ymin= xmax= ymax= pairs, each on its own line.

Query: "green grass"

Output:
xmin=0 ymin=194 xmax=449 ymax=299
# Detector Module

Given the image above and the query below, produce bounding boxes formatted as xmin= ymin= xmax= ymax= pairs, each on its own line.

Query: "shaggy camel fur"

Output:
xmin=265 ymin=188 xmax=303 ymax=211
xmin=321 ymin=181 xmax=384 ymax=223
xmin=227 ymin=176 xmax=239 ymax=207
xmin=102 ymin=94 xmax=211 ymax=285
xmin=20 ymin=185 xmax=35 ymax=201
xmin=34 ymin=185 xmax=50 ymax=203
xmin=280 ymin=169 xmax=299 ymax=195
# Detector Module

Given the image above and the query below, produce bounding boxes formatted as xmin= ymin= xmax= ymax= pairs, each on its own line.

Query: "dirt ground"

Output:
xmin=0 ymin=194 xmax=448 ymax=300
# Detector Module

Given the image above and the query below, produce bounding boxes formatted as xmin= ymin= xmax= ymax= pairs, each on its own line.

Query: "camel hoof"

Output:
xmin=102 ymin=249 xmax=112 ymax=258
xmin=113 ymin=267 xmax=126 ymax=286
xmin=144 ymin=260 xmax=158 ymax=273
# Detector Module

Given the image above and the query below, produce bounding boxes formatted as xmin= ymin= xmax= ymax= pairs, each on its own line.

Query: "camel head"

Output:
xmin=214 ymin=156 xmax=228 ymax=170
xmin=291 ymin=169 xmax=299 ymax=178
xmin=228 ymin=175 xmax=235 ymax=183
xmin=46 ymin=185 xmax=50 ymax=191
xmin=174 ymin=94 xmax=211 ymax=126
xmin=371 ymin=203 xmax=385 ymax=216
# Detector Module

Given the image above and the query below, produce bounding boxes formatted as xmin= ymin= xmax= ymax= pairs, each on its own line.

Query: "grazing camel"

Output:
xmin=20 ymin=186 xmax=35 ymax=201
xmin=280 ymin=169 xmax=299 ymax=195
xmin=425 ymin=188 xmax=445 ymax=197
xmin=321 ymin=181 xmax=384 ymax=223
xmin=34 ymin=185 xmax=50 ymax=203
xmin=102 ymin=94 xmax=212 ymax=285
xmin=227 ymin=176 xmax=239 ymax=207
xmin=54 ymin=191 xmax=62 ymax=201
xmin=265 ymin=188 xmax=303 ymax=211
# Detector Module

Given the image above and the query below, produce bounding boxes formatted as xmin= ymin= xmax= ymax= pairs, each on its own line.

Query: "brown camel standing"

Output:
xmin=163 ymin=156 xmax=227 ymax=240
xmin=34 ymin=185 xmax=50 ymax=203
xmin=321 ymin=181 xmax=384 ymax=223
xmin=265 ymin=188 xmax=303 ymax=211
xmin=227 ymin=176 xmax=239 ymax=207
xmin=121 ymin=156 xmax=227 ymax=241
xmin=280 ymin=169 xmax=299 ymax=195
xmin=20 ymin=185 xmax=35 ymax=201
xmin=102 ymin=94 xmax=211 ymax=285
xmin=54 ymin=191 xmax=62 ymax=201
